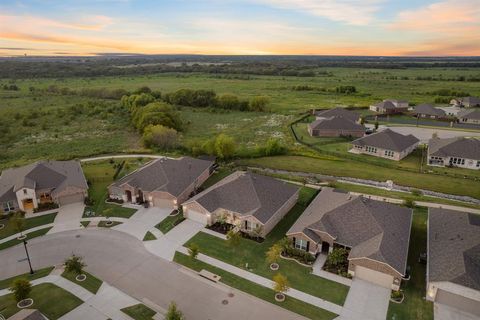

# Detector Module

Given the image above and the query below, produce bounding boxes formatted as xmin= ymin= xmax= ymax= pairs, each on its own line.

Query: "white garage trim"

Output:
xmin=153 ymin=198 xmax=175 ymax=209
xmin=436 ymin=289 xmax=480 ymax=317
xmin=184 ymin=208 xmax=208 ymax=225
xmin=354 ymin=265 xmax=394 ymax=289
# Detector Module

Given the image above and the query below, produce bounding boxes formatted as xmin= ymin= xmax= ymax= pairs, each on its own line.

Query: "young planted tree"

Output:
xmin=188 ymin=243 xmax=199 ymax=260
xmin=9 ymin=279 xmax=32 ymax=303
xmin=165 ymin=301 xmax=184 ymax=320
xmin=64 ymin=254 xmax=86 ymax=276
xmin=266 ymin=244 xmax=282 ymax=270
xmin=11 ymin=212 xmax=25 ymax=237
xmin=272 ymin=273 xmax=290 ymax=301
xmin=374 ymin=120 xmax=379 ymax=131
xmin=226 ymin=229 xmax=241 ymax=247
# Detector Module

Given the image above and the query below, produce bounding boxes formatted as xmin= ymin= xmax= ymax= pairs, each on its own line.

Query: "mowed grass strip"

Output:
xmin=61 ymin=270 xmax=103 ymax=294
xmin=0 ymin=267 xmax=54 ymax=290
xmin=238 ymin=156 xmax=480 ymax=199
xmin=387 ymin=207 xmax=433 ymax=320
xmin=155 ymin=215 xmax=185 ymax=234
xmin=121 ymin=303 xmax=156 ymax=320
xmin=174 ymin=252 xmax=338 ymax=320
xmin=0 ymin=212 xmax=57 ymax=240
xmin=0 ymin=227 xmax=52 ymax=251
xmin=185 ymin=187 xmax=349 ymax=306
xmin=0 ymin=283 xmax=83 ymax=319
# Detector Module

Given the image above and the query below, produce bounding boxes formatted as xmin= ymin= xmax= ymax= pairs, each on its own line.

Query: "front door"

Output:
xmin=125 ymin=190 xmax=132 ymax=202
xmin=137 ymin=190 xmax=144 ymax=203
xmin=321 ymin=241 xmax=330 ymax=253
xmin=22 ymin=199 xmax=34 ymax=210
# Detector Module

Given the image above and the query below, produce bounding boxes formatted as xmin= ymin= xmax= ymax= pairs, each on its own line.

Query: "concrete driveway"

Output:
xmin=370 ymin=125 xmax=480 ymax=143
xmin=0 ymin=229 xmax=303 ymax=320
xmin=144 ymin=219 xmax=205 ymax=261
xmin=435 ymin=303 xmax=480 ymax=320
xmin=47 ymin=202 xmax=85 ymax=234
xmin=338 ymin=279 xmax=390 ymax=320
xmin=113 ymin=206 xmax=171 ymax=240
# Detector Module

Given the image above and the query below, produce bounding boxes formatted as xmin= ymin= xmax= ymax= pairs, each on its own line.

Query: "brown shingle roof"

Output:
xmin=352 ymin=129 xmax=419 ymax=152
xmin=428 ymin=137 xmax=480 ymax=160
xmin=314 ymin=108 xmax=360 ymax=122
xmin=458 ymin=108 xmax=480 ymax=120
xmin=309 ymin=116 xmax=364 ymax=131
xmin=428 ymin=208 xmax=480 ymax=290
xmin=112 ymin=157 xmax=213 ymax=197
xmin=413 ymin=104 xmax=446 ymax=117
xmin=185 ymin=171 xmax=299 ymax=224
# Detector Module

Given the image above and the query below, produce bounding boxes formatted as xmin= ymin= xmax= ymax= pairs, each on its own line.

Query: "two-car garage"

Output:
xmin=435 ymin=289 xmax=480 ymax=317
xmin=57 ymin=193 xmax=85 ymax=206
xmin=354 ymin=265 xmax=394 ymax=289
xmin=183 ymin=207 xmax=208 ymax=225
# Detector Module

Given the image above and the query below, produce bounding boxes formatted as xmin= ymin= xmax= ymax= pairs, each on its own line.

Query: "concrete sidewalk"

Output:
xmin=0 ymin=224 xmax=54 ymax=244
xmin=177 ymin=246 xmax=343 ymax=315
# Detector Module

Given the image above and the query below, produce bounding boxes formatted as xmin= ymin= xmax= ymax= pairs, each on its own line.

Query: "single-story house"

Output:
xmin=308 ymin=116 xmax=364 ymax=138
xmin=427 ymin=208 xmax=480 ymax=317
xmin=108 ymin=157 xmax=214 ymax=209
xmin=437 ymin=106 xmax=462 ymax=117
xmin=369 ymin=99 xmax=409 ymax=114
xmin=350 ymin=129 xmax=419 ymax=161
xmin=0 ymin=160 xmax=88 ymax=214
xmin=412 ymin=104 xmax=446 ymax=119
xmin=182 ymin=171 xmax=299 ymax=237
xmin=286 ymin=187 xmax=412 ymax=290
xmin=450 ymin=96 xmax=480 ymax=108
xmin=457 ymin=109 xmax=480 ymax=125
xmin=314 ymin=107 xmax=360 ymax=123
xmin=427 ymin=137 xmax=480 ymax=170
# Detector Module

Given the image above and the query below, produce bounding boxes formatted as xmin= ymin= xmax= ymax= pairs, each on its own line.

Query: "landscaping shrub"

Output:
xmin=9 ymin=279 xmax=32 ymax=302
xmin=324 ymin=248 xmax=349 ymax=275
xmin=33 ymin=202 xmax=59 ymax=213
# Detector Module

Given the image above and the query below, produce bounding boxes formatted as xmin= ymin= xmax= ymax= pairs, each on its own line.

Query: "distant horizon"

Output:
xmin=1 ymin=0 xmax=479 ymax=57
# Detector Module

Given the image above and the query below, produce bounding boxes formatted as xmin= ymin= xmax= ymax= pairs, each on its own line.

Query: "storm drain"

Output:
xmin=222 ymin=300 xmax=229 ymax=305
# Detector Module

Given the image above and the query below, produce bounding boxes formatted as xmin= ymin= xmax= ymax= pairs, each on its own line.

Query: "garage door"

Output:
xmin=153 ymin=198 xmax=174 ymax=209
xmin=58 ymin=193 xmax=84 ymax=206
xmin=436 ymin=289 xmax=480 ymax=317
xmin=185 ymin=209 xmax=208 ymax=225
xmin=354 ymin=266 xmax=393 ymax=288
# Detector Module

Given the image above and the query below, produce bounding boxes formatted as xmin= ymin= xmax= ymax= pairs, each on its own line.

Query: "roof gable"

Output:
xmin=352 ymin=129 xmax=419 ymax=152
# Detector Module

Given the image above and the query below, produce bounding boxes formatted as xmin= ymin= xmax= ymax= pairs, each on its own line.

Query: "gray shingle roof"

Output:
xmin=352 ymin=129 xmax=419 ymax=152
xmin=428 ymin=137 xmax=480 ymax=160
xmin=462 ymin=96 xmax=480 ymax=107
xmin=0 ymin=160 xmax=88 ymax=202
xmin=186 ymin=171 xmax=299 ymax=224
xmin=413 ymin=104 xmax=446 ymax=117
xmin=289 ymin=187 xmax=412 ymax=275
xmin=309 ymin=116 xmax=364 ymax=131
xmin=112 ymin=157 xmax=213 ymax=197
xmin=428 ymin=208 xmax=480 ymax=290
xmin=314 ymin=108 xmax=360 ymax=122
xmin=458 ymin=108 xmax=480 ymax=120
xmin=374 ymin=100 xmax=396 ymax=110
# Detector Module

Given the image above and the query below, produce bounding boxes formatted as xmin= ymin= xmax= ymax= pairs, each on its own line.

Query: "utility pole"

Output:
xmin=22 ymin=240 xmax=34 ymax=274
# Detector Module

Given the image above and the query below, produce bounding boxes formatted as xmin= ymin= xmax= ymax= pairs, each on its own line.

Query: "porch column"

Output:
xmin=328 ymin=246 xmax=333 ymax=253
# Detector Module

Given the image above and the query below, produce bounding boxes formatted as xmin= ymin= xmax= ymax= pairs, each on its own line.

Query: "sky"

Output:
xmin=0 ymin=0 xmax=479 ymax=56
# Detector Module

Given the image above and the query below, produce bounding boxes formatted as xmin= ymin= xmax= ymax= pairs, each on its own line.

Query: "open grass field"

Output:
xmin=0 ymin=283 xmax=83 ymax=319
xmin=387 ymin=207 xmax=433 ymax=320
xmin=185 ymin=187 xmax=350 ymax=306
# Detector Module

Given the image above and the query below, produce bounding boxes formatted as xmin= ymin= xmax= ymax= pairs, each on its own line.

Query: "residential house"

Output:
xmin=286 ymin=187 xmax=412 ymax=290
xmin=182 ymin=171 xmax=299 ymax=237
xmin=314 ymin=107 xmax=361 ymax=123
xmin=437 ymin=106 xmax=462 ymax=117
xmin=369 ymin=99 xmax=409 ymax=114
xmin=108 ymin=157 xmax=214 ymax=209
xmin=412 ymin=104 xmax=447 ymax=119
xmin=427 ymin=137 xmax=480 ymax=170
xmin=450 ymin=96 xmax=480 ymax=108
xmin=457 ymin=109 xmax=480 ymax=125
xmin=0 ymin=160 xmax=88 ymax=214
xmin=427 ymin=208 xmax=480 ymax=317
xmin=350 ymin=129 xmax=419 ymax=161
xmin=308 ymin=116 xmax=364 ymax=138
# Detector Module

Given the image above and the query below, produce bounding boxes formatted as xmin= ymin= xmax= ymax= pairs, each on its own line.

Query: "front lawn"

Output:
xmin=121 ymin=303 xmax=156 ymax=320
xmin=0 ymin=283 xmax=83 ymax=319
xmin=0 ymin=212 xmax=57 ymax=240
xmin=61 ymin=270 xmax=103 ymax=294
xmin=387 ymin=207 xmax=433 ymax=320
xmin=175 ymin=252 xmax=337 ymax=320
xmin=155 ymin=214 xmax=185 ymax=234
xmin=98 ymin=220 xmax=122 ymax=228
xmin=143 ymin=231 xmax=157 ymax=241
xmin=185 ymin=187 xmax=349 ymax=306
xmin=0 ymin=267 xmax=54 ymax=290
xmin=0 ymin=227 xmax=52 ymax=251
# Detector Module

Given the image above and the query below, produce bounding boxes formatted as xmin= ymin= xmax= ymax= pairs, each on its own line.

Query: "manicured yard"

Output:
xmin=0 ymin=283 xmax=83 ymax=319
xmin=61 ymin=270 xmax=103 ymax=294
xmin=155 ymin=214 xmax=185 ymax=234
xmin=121 ymin=303 xmax=156 ymax=320
xmin=387 ymin=207 xmax=433 ymax=320
xmin=0 ymin=212 xmax=57 ymax=240
xmin=143 ymin=231 xmax=157 ymax=241
xmin=185 ymin=187 xmax=349 ymax=306
xmin=238 ymin=156 xmax=480 ymax=199
xmin=0 ymin=227 xmax=52 ymax=251
xmin=175 ymin=252 xmax=337 ymax=320
xmin=0 ymin=267 xmax=54 ymax=290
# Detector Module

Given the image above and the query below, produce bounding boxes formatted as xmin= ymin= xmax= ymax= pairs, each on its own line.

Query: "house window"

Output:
xmin=2 ymin=201 xmax=14 ymax=212
xmin=476 ymin=161 xmax=480 ymax=168
xmin=295 ymin=239 xmax=308 ymax=251
xmin=23 ymin=189 xmax=27 ymax=195
xmin=354 ymin=145 xmax=362 ymax=150
xmin=365 ymin=146 xmax=377 ymax=153
xmin=384 ymin=150 xmax=395 ymax=157
xmin=450 ymin=157 xmax=465 ymax=165
xmin=244 ymin=220 xmax=256 ymax=231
